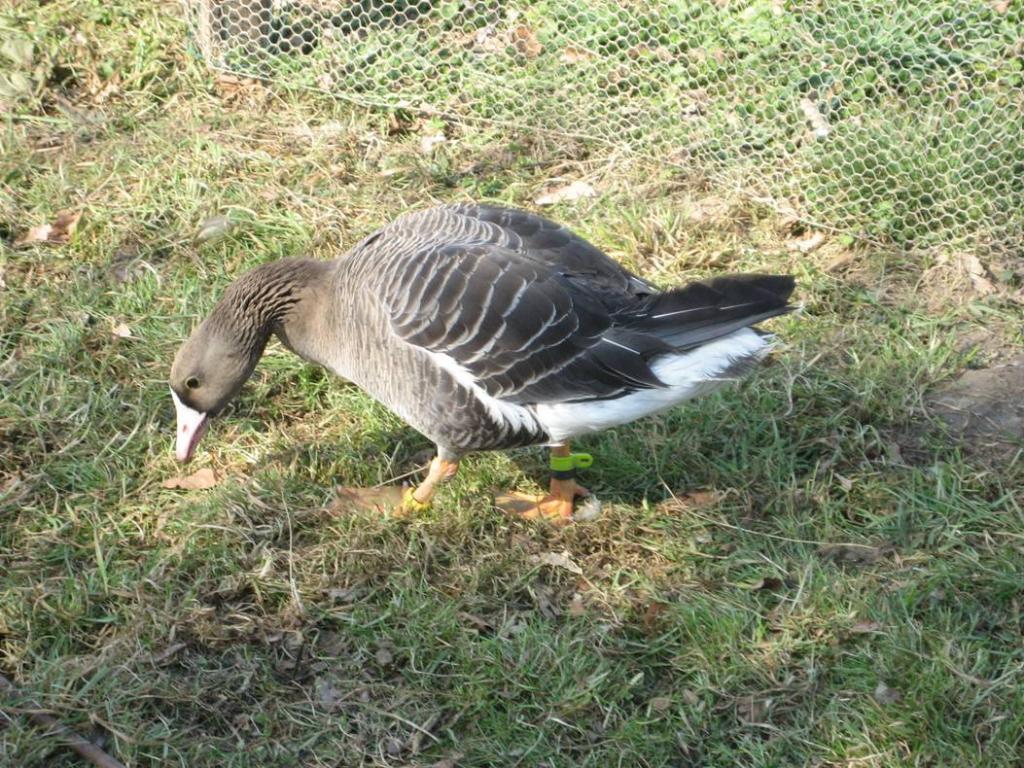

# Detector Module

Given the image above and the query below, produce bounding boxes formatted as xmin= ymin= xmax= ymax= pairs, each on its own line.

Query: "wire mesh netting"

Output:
xmin=183 ymin=1 xmax=1024 ymax=258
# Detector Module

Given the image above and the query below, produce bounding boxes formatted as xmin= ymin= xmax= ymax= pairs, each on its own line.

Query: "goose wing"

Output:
xmin=369 ymin=206 xmax=794 ymax=406
xmin=377 ymin=240 xmax=666 ymax=404
xmin=440 ymin=203 xmax=657 ymax=298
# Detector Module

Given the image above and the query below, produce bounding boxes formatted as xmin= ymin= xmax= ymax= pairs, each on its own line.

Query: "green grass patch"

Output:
xmin=1 ymin=1 xmax=1022 ymax=766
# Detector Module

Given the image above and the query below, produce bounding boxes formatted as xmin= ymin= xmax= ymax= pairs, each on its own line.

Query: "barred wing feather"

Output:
xmin=381 ymin=242 xmax=657 ymax=403
xmin=369 ymin=205 xmax=794 ymax=407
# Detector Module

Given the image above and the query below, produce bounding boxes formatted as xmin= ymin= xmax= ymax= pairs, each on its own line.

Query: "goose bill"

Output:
xmin=171 ymin=388 xmax=209 ymax=462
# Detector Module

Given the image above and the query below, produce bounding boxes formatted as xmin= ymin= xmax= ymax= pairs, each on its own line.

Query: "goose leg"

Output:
xmin=403 ymin=455 xmax=460 ymax=512
xmin=495 ymin=444 xmax=590 ymax=523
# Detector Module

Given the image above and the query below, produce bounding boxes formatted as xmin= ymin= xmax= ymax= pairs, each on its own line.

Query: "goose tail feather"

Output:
xmin=624 ymin=273 xmax=795 ymax=351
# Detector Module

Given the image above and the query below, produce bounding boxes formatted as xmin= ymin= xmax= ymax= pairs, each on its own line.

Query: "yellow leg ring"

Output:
xmin=401 ymin=487 xmax=433 ymax=513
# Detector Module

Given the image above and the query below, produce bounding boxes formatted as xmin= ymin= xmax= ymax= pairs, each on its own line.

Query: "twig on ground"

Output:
xmin=0 ymin=673 xmax=126 ymax=768
xmin=372 ymin=462 xmax=430 ymax=488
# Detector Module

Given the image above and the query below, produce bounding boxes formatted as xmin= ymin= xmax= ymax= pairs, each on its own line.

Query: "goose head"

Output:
xmin=169 ymin=318 xmax=263 ymax=462
xmin=168 ymin=258 xmax=330 ymax=463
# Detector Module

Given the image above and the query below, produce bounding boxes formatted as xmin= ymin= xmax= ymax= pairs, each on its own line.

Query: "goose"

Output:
xmin=170 ymin=203 xmax=795 ymax=521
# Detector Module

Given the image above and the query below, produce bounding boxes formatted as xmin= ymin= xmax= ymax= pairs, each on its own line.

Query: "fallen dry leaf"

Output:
xmin=145 ymin=642 xmax=188 ymax=666
xmin=215 ymin=72 xmax=243 ymax=89
xmin=641 ymin=601 xmax=669 ymax=631
xmin=684 ymin=196 xmax=732 ymax=225
xmin=161 ymin=467 xmax=220 ymax=490
xmin=111 ymin=322 xmax=132 ymax=338
xmin=511 ymin=24 xmax=542 ymax=58
xmin=13 ymin=210 xmax=81 ymax=248
xmin=386 ymin=110 xmax=420 ymax=136
xmin=788 ymin=231 xmax=827 ymax=254
xmin=531 ymin=550 xmax=583 ymax=575
xmin=88 ymin=74 xmax=121 ymax=104
xmin=214 ymin=72 xmax=266 ymax=102
xmin=559 ymin=45 xmax=592 ymax=64
xmin=650 ymin=696 xmax=672 ymax=713
xmin=534 ymin=180 xmax=597 ymax=206
xmin=818 ymin=543 xmax=890 ymax=566
xmin=194 ymin=215 xmax=235 ymax=246
xmin=825 ymin=251 xmax=856 ymax=272
xmin=992 ymin=0 xmax=1010 ymax=12
xmin=330 ymin=486 xmax=406 ymax=516
xmin=627 ymin=44 xmax=674 ymax=63
xmin=675 ymin=489 xmax=722 ymax=508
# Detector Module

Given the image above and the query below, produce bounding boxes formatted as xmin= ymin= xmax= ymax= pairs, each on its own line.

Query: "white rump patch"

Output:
xmin=535 ymin=328 xmax=770 ymax=442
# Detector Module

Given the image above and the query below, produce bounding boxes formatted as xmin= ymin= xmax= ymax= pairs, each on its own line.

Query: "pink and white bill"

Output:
xmin=171 ymin=388 xmax=209 ymax=462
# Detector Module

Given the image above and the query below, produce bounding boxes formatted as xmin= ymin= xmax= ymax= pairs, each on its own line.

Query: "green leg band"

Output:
xmin=549 ymin=452 xmax=594 ymax=472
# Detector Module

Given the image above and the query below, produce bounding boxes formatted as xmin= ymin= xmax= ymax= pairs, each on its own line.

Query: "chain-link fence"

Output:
xmin=183 ymin=1 xmax=1024 ymax=258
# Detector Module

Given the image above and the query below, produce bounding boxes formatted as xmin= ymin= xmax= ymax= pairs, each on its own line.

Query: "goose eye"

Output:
xmin=185 ymin=377 xmax=200 ymax=390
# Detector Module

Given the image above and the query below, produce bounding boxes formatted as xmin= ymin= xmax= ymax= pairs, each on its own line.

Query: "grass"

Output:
xmin=2 ymin=1 xmax=1023 ymax=766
